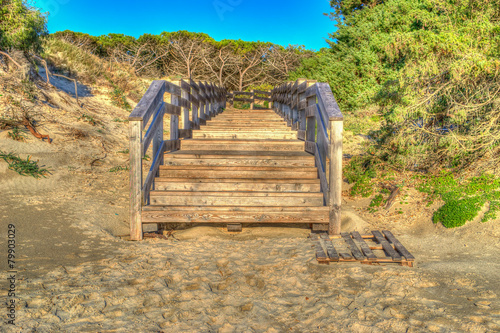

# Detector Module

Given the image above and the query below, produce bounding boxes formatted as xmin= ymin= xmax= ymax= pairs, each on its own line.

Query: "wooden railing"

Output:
xmin=227 ymin=90 xmax=273 ymax=109
xmin=128 ymin=79 xmax=227 ymax=240
xmin=271 ymin=79 xmax=344 ymax=235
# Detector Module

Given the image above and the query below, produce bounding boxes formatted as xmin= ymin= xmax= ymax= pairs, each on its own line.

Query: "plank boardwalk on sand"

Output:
xmin=143 ymin=108 xmax=330 ymax=230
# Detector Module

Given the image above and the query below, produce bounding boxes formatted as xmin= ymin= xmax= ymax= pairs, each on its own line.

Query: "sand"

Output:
xmin=0 ymin=73 xmax=499 ymax=332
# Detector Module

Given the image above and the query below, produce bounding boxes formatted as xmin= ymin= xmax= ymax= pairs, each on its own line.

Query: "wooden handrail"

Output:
xmin=128 ymin=79 xmax=227 ymax=240
xmin=271 ymin=78 xmax=344 ymax=235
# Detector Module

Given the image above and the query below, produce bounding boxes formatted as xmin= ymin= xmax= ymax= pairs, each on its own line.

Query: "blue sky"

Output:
xmin=34 ymin=0 xmax=335 ymax=51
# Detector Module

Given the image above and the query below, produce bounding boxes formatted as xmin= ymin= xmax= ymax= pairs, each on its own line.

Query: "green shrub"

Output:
xmin=0 ymin=0 xmax=48 ymax=52
xmin=0 ymin=151 xmax=49 ymax=178
xmin=418 ymin=172 xmax=500 ymax=227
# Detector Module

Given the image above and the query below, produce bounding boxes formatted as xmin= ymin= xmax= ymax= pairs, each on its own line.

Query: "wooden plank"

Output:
xmin=233 ymin=97 xmax=254 ymax=103
xmin=297 ymin=81 xmax=307 ymax=94
xmin=372 ymin=231 xmax=401 ymax=260
xmin=382 ymin=230 xmax=415 ymax=261
xmin=165 ymin=81 xmax=181 ymax=96
xmin=154 ymin=181 xmax=321 ymax=192
xmin=351 ymin=232 xmax=377 ymax=260
xmin=254 ymin=96 xmax=272 ymax=102
xmin=165 ymin=103 xmax=181 ymax=116
xmin=328 ymin=119 xmax=343 ymax=235
xmin=305 ymin=84 xmax=317 ymax=99
xmin=233 ymin=91 xmax=254 ymax=96
xmin=314 ymin=149 xmax=328 ymax=198
xmin=298 ymin=99 xmax=307 ymax=111
xmin=142 ymin=140 xmax=166 ymax=204
xmin=149 ymin=194 xmax=324 ymax=207
xmin=227 ymin=223 xmax=242 ymax=232
xmin=179 ymin=97 xmax=191 ymax=109
xmin=190 ymin=79 xmax=199 ymax=92
xmin=142 ymin=102 xmax=165 ymax=155
xmin=341 ymin=233 xmax=365 ymax=260
xmin=164 ymin=139 xmax=180 ymax=151
xmin=320 ymin=233 xmax=339 ymax=261
xmin=178 ymin=129 xmax=192 ymax=139
xmin=297 ymin=130 xmax=305 ymax=141
xmin=129 ymin=80 xmax=165 ymax=127
xmin=315 ymin=241 xmax=328 ymax=261
xmin=129 ymin=120 xmax=143 ymax=241
xmin=180 ymin=79 xmax=191 ymax=93
xmin=158 ymin=169 xmax=320 ymax=179
xmin=316 ymin=82 xmax=343 ymax=121
xmin=305 ymin=141 xmax=316 ymax=154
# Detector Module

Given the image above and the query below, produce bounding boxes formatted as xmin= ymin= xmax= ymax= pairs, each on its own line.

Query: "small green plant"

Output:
xmin=78 ymin=114 xmax=98 ymax=126
xmin=8 ymin=127 xmax=28 ymax=141
xmin=109 ymin=165 xmax=129 ymax=172
xmin=117 ymin=149 xmax=129 ymax=154
xmin=418 ymin=172 xmax=500 ymax=227
xmin=0 ymin=151 xmax=50 ymax=178
xmin=344 ymin=157 xmax=376 ymax=197
xmin=142 ymin=154 xmax=150 ymax=161
xmin=110 ymin=87 xmax=131 ymax=111
xmin=370 ymin=194 xmax=385 ymax=207
xmin=113 ymin=118 xmax=128 ymax=123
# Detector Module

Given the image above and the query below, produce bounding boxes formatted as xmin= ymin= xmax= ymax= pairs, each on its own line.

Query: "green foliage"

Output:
xmin=78 ymin=114 xmax=98 ymax=126
xmin=110 ymin=86 xmax=131 ymax=111
xmin=109 ymin=165 xmax=128 ymax=172
xmin=370 ymin=194 xmax=385 ymax=207
xmin=0 ymin=0 xmax=47 ymax=52
xmin=0 ymin=151 xmax=49 ymax=178
xmin=292 ymin=0 xmax=500 ymax=171
xmin=418 ymin=172 xmax=500 ymax=227
xmin=344 ymin=157 xmax=377 ymax=197
xmin=7 ymin=127 xmax=27 ymax=141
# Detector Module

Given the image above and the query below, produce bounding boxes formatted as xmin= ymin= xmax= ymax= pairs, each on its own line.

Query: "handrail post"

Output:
xmin=251 ymin=90 xmax=254 ymax=110
xmin=129 ymin=119 xmax=143 ymax=241
xmin=181 ymin=78 xmax=190 ymax=130
xmin=171 ymin=80 xmax=181 ymax=141
xmin=329 ymin=119 xmax=343 ymax=235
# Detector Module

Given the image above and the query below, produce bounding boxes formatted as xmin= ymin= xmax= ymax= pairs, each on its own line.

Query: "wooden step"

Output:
xmin=180 ymin=139 xmax=305 ymax=152
xmin=193 ymin=132 xmax=297 ymax=139
xmin=153 ymin=181 xmax=321 ymax=192
xmin=149 ymin=191 xmax=324 ymax=206
xmin=142 ymin=206 xmax=329 ymax=224
xmin=167 ymin=150 xmax=314 ymax=159
xmin=158 ymin=169 xmax=318 ymax=179
xmin=163 ymin=157 xmax=315 ymax=167
xmin=160 ymin=165 xmax=317 ymax=171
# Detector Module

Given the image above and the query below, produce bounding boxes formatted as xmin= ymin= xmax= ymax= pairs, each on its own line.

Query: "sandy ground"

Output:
xmin=0 ymin=73 xmax=499 ymax=332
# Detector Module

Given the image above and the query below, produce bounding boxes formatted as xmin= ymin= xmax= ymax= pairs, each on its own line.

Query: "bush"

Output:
xmin=0 ymin=0 xmax=48 ymax=52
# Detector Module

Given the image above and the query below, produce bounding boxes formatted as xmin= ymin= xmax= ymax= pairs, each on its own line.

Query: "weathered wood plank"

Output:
xmin=382 ymin=230 xmax=415 ymax=261
xmin=351 ymin=231 xmax=377 ymax=260
xmin=328 ymin=120 xmax=343 ymax=235
xmin=129 ymin=120 xmax=143 ymax=240
xmin=153 ymin=181 xmax=321 ymax=192
xmin=142 ymin=140 xmax=166 ymax=204
xmin=372 ymin=231 xmax=401 ymax=260
xmin=341 ymin=233 xmax=366 ymax=260
xmin=320 ymin=233 xmax=339 ymax=261
xmin=165 ymin=81 xmax=182 ymax=96
xmin=233 ymin=97 xmax=254 ymax=103
xmin=129 ymin=80 xmax=165 ymax=127
xmin=142 ymin=102 xmax=165 ymax=156
xmin=178 ymin=129 xmax=192 ymax=139
xmin=316 ymin=82 xmax=343 ymax=121
xmin=305 ymin=141 xmax=316 ymax=154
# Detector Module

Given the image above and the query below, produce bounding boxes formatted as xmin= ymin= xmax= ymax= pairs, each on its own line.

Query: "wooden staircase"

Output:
xmin=142 ymin=108 xmax=329 ymax=230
